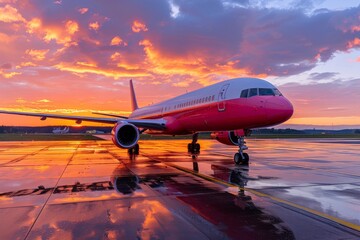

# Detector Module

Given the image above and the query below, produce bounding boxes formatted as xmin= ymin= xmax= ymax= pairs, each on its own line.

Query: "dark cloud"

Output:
xmin=309 ymin=72 xmax=338 ymax=80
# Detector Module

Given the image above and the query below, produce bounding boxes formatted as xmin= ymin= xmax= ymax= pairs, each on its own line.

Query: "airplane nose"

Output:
xmin=266 ymin=97 xmax=294 ymax=124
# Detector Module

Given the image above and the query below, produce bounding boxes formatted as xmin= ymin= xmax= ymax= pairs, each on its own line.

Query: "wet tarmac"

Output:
xmin=0 ymin=139 xmax=359 ymax=240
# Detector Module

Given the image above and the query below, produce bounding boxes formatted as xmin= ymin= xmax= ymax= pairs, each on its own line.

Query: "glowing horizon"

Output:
xmin=0 ymin=0 xmax=359 ymax=127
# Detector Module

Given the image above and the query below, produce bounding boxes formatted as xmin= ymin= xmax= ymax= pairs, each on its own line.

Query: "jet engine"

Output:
xmin=111 ymin=122 xmax=139 ymax=149
xmin=210 ymin=131 xmax=239 ymax=145
xmin=211 ymin=129 xmax=251 ymax=146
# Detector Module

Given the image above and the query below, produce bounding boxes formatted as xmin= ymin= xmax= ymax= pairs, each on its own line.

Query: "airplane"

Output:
xmin=0 ymin=77 xmax=293 ymax=164
xmin=52 ymin=126 xmax=70 ymax=134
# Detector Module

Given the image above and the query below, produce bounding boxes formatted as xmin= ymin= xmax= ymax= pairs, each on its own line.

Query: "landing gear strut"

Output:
xmin=234 ymin=136 xmax=249 ymax=165
xmin=128 ymin=144 xmax=139 ymax=155
xmin=188 ymin=133 xmax=200 ymax=153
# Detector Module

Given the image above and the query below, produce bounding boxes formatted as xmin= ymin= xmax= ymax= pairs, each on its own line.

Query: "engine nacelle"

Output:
xmin=111 ymin=122 xmax=139 ymax=149
xmin=211 ymin=130 xmax=250 ymax=146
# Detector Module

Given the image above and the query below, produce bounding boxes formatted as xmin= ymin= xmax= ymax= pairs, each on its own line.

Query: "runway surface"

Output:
xmin=0 ymin=139 xmax=359 ymax=240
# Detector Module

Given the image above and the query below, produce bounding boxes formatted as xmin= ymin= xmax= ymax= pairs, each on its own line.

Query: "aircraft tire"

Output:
xmin=242 ymin=153 xmax=249 ymax=164
xmin=194 ymin=143 xmax=200 ymax=152
xmin=234 ymin=153 xmax=241 ymax=164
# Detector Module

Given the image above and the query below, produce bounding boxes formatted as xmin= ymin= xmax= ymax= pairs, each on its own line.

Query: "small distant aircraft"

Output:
xmin=52 ymin=126 xmax=70 ymax=134
xmin=0 ymin=78 xmax=293 ymax=164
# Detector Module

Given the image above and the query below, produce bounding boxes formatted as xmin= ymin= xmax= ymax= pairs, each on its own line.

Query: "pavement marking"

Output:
xmin=211 ymin=151 xmax=360 ymax=179
xmin=166 ymin=162 xmax=360 ymax=232
xmin=0 ymin=146 xmax=50 ymax=166
xmin=24 ymin=144 xmax=80 ymax=240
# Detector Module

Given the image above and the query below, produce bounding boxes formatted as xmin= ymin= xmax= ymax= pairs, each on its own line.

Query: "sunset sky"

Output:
xmin=0 ymin=0 xmax=359 ymax=128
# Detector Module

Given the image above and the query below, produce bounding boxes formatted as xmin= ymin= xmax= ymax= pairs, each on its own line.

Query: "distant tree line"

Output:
xmin=253 ymin=128 xmax=305 ymax=134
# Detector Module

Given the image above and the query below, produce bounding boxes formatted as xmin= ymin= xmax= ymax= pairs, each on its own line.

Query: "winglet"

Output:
xmin=130 ymin=79 xmax=138 ymax=111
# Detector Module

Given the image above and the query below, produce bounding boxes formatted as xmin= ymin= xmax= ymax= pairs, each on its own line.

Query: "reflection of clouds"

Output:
xmin=29 ymin=198 xmax=177 ymax=239
xmin=0 ymin=196 xmax=13 ymax=203
xmin=137 ymin=200 xmax=170 ymax=239
xmin=0 ymin=206 xmax=40 ymax=240
xmin=51 ymin=192 xmax=123 ymax=204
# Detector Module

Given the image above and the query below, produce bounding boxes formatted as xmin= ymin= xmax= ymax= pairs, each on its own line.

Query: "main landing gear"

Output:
xmin=188 ymin=133 xmax=200 ymax=153
xmin=234 ymin=136 xmax=249 ymax=165
xmin=128 ymin=144 xmax=139 ymax=155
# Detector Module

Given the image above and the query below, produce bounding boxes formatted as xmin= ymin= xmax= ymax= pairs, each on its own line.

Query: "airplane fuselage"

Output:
xmin=129 ymin=78 xmax=293 ymax=135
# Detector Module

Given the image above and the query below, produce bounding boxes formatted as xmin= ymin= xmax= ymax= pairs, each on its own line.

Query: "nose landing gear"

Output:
xmin=234 ymin=135 xmax=249 ymax=165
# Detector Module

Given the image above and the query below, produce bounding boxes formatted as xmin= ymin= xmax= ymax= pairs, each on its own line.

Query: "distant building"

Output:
xmin=52 ymin=127 xmax=69 ymax=134
xmin=86 ymin=130 xmax=105 ymax=134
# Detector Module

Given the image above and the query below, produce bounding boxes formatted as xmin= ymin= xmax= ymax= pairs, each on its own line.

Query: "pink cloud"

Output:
xmin=78 ymin=7 xmax=88 ymax=14
xmin=280 ymin=79 xmax=360 ymax=118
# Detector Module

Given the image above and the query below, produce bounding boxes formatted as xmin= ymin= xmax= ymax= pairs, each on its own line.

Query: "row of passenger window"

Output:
xmin=174 ymin=95 xmax=215 ymax=109
xmin=240 ymin=88 xmax=282 ymax=98
xmin=163 ymin=94 xmax=216 ymax=112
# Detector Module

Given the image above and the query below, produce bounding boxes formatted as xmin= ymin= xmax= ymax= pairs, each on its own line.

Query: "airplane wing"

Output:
xmin=0 ymin=110 xmax=166 ymax=130
xmin=92 ymin=112 xmax=129 ymax=119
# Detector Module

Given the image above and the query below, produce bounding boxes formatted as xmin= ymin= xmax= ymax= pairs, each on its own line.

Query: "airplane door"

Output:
xmin=218 ymin=84 xmax=229 ymax=112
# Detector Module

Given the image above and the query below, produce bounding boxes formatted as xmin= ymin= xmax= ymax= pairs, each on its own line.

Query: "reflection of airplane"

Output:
xmin=211 ymin=164 xmax=249 ymax=188
xmin=52 ymin=126 xmax=69 ymax=134
xmin=0 ymin=78 xmax=293 ymax=164
xmin=111 ymin=164 xmax=140 ymax=195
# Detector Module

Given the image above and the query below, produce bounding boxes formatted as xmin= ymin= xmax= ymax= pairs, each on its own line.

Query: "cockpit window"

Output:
xmin=273 ymin=88 xmax=283 ymax=96
xmin=240 ymin=89 xmax=248 ymax=98
xmin=249 ymin=88 xmax=258 ymax=97
xmin=240 ymin=88 xmax=283 ymax=98
xmin=259 ymin=88 xmax=275 ymax=96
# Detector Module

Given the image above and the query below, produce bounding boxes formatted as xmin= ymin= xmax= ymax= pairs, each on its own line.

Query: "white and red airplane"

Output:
xmin=0 ymin=78 xmax=293 ymax=164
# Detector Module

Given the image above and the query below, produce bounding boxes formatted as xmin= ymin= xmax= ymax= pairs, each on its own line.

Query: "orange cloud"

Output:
xmin=132 ymin=20 xmax=148 ymax=32
xmin=76 ymin=61 xmax=97 ymax=67
xmin=347 ymin=37 xmax=360 ymax=48
xmin=55 ymin=62 xmax=149 ymax=79
xmin=356 ymin=57 xmax=360 ymax=62
xmin=26 ymin=18 xmax=41 ymax=33
xmin=89 ymin=21 xmax=100 ymax=30
xmin=0 ymin=70 xmax=21 ymax=78
xmin=110 ymin=36 xmax=126 ymax=46
xmin=139 ymin=39 xmax=200 ymax=74
xmin=25 ymin=49 xmax=49 ymax=61
xmin=65 ymin=20 xmax=79 ymax=35
xmin=27 ymin=18 xmax=79 ymax=47
xmin=0 ymin=4 xmax=25 ymax=23
xmin=37 ymin=99 xmax=51 ymax=103
xmin=138 ymin=39 xmax=261 ymax=86
xmin=110 ymin=52 xmax=121 ymax=61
